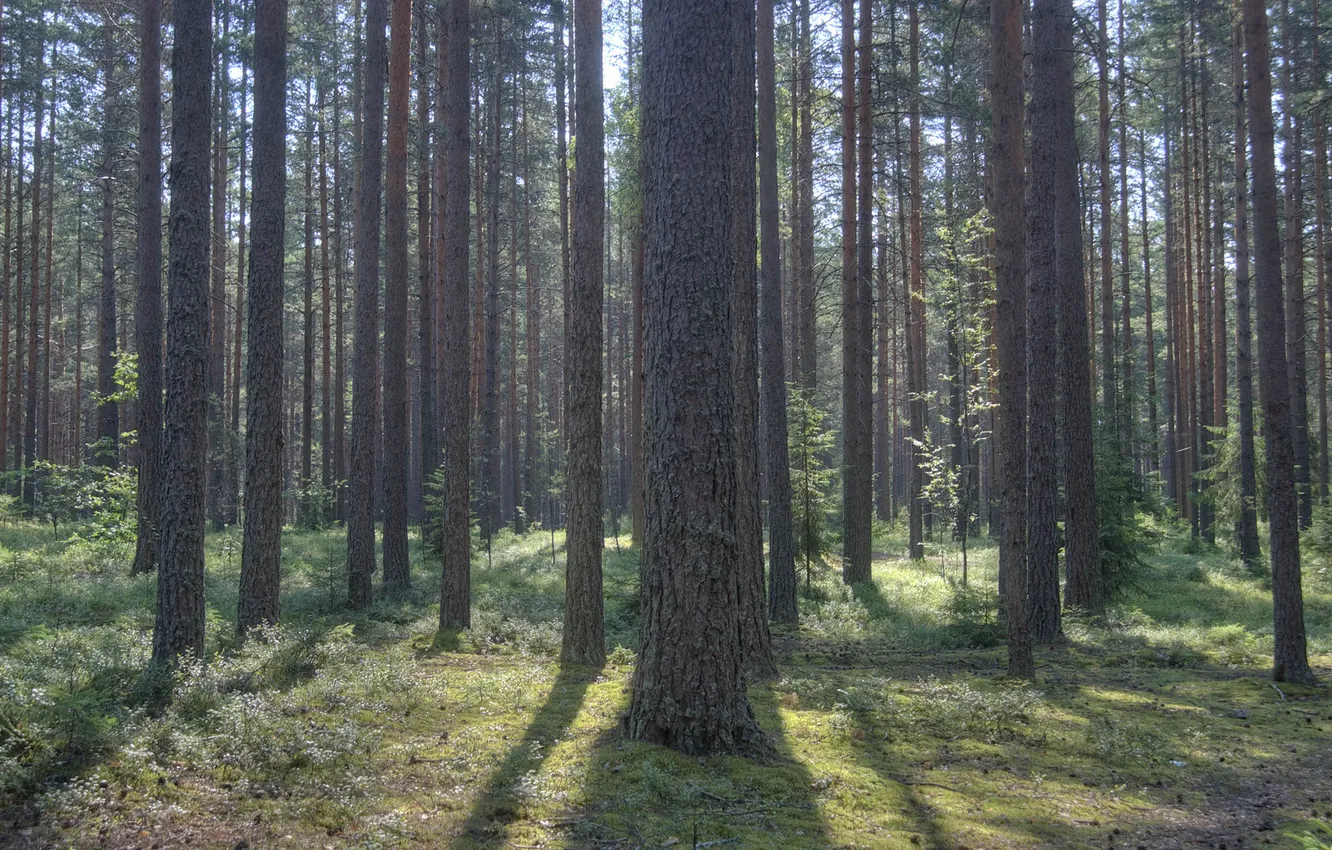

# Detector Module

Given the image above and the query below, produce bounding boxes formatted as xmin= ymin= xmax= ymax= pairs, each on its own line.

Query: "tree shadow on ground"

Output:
xmin=453 ymin=662 xmax=597 ymax=848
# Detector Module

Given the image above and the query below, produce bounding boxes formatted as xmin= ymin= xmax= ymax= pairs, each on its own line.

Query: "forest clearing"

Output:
xmin=0 ymin=524 xmax=1328 ymax=849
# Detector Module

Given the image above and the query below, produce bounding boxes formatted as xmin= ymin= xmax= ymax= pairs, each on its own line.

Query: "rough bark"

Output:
xmin=97 ymin=31 xmax=118 ymax=468
xmin=1026 ymin=0 xmax=1063 ymax=644
xmin=1097 ymin=0 xmax=1116 ymax=431
xmin=629 ymin=0 xmax=764 ymax=754
xmin=207 ymin=9 xmax=230 ymax=530
xmin=840 ymin=0 xmax=872 ymax=585
xmin=1280 ymin=0 xmax=1311 ymax=529
xmin=154 ymin=0 xmax=213 ymax=664
xmin=236 ymin=0 xmax=288 ymax=636
xmin=1245 ymin=0 xmax=1317 ymax=685
xmin=439 ymin=0 xmax=472 ymax=631
xmin=133 ymin=0 xmax=164 ymax=575
xmin=1058 ymin=0 xmax=1102 ymax=615
xmin=906 ymin=3 xmax=925 ymax=561
xmin=1234 ymin=18 xmax=1261 ymax=569
xmin=731 ymin=0 xmax=776 ymax=679
xmin=382 ymin=0 xmax=412 ymax=595
xmin=417 ymin=0 xmax=437 ymax=521
xmin=992 ymin=0 xmax=1033 ymax=678
xmin=348 ymin=0 xmax=386 ymax=610
xmin=562 ymin=0 xmax=605 ymax=666
xmin=759 ymin=0 xmax=797 ymax=625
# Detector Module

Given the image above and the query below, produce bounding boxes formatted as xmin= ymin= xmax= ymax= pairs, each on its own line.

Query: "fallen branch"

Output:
xmin=1271 ymin=682 xmax=1287 ymax=702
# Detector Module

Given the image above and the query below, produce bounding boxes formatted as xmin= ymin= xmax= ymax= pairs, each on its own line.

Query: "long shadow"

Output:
xmin=452 ymin=662 xmax=597 ymax=848
xmin=742 ymin=686 xmax=839 ymax=847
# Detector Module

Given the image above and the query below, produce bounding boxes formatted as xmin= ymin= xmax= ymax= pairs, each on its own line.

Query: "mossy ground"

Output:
xmin=0 ymin=521 xmax=1329 ymax=849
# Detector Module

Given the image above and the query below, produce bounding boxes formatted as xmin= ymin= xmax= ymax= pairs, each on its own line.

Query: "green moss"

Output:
xmin=0 ymin=522 xmax=1328 ymax=848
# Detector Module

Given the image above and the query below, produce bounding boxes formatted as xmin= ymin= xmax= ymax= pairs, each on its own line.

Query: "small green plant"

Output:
xmin=1288 ymin=820 xmax=1332 ymax=850
xmin=788 ymin=386 xmax=836 ymax=589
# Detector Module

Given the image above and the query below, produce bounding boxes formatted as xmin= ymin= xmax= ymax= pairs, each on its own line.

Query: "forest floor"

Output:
xmin=0 ymin=520 xmax=1330 ymax=849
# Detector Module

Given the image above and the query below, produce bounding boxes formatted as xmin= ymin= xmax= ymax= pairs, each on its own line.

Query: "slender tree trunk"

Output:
xmin=1142 ymin=130 xmax=1159 ymax=475
xmin=1060 ymin=0 xmax=1102 ymax=614
xmin=1097 ymin=0 xmax=1116 ymax=430
xmin=301 ymin=101 xmax=316 ymax=526
xmin=1280 ymin=0 xmax=1311 ymax=528
xmin=1245 ymin=0 xmax=1317 ymax=685
xmin=381 ymin=0 xmax=411 ymax=594
xmin=97 ymin=32 xmax=118 ymax=468
xmin=906 ymin=3 xmax=925 ymax=560
xmin=417 ymin=0 xmax=436 ymax=525
xmin=154 ymin=0 xmax=213 ymax=664
xmin=481 ymin=54 xmax=501 ymax=540
xmin=1234 ymin=17 xmax=1261 ymax=569
xmin=348 ymin=0 xmax=387 ymax=610
xmin=840 ymin=0 xmax=872 ymax=584
xmin=760 ymin=0 xmax=796 ymax=625
xmin=992 ymin=0 xmax=1032 ymax=677
xmin=319 ymin=89 xmax=333 ymax=503
xmin=2 ymin=104 xmax=13 ymax=473
xmin=731 ymin=0 xmax=776 ymax=678
xmin=24 ymin=39 xmax=43 ymax=510
xmin=439 ymin=0 xmax=472 ymax=630
xmin=333 ymin=83 xmax=346 ymax=523
xmin=231 ymin=60 xmax=248 ymax=526
xmin=1117 ymin=0 xmax=1133 ymax=461
xmin=133 ymin=0 xmax=164 ymax=574
xmin=1317 ymin=0 xmax=1330 ymax=504
xmin=237 ymin=0 xmax=289 ymax=636
xmin=39 ymin=78 xmax=53 ymax=468
xmin=562 ymin=0 xmax=606 ymax=666
xmin=796 ymin=0 xmax=815 ymax=390
xmin=208 ymin=9 xmax=230 ymax=530
xmin=1027 ymin=0 xmax=1063 ymax=642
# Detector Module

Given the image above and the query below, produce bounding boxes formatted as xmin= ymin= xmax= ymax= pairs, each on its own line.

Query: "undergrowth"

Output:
xmin=0 ymin=516 xmax=1328 ymax=849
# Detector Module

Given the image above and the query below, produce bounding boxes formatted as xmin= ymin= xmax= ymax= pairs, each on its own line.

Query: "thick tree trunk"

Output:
xmin=381 ymin=0 xmax=411 ymax=595
xmin=348 ymin=0 xmax=386 ymax=610
xmin=759 ymin=0 xmax=797 ymax=625
xmin=154 ymin=0 xmax=213 ymax=664
xmin=1244 ymin=0 xmax=1317 ymax=684
xmin=629 ymin=1 xmax=763 ymax=754
xmin=133 ymin=0 xmax=164 ymax=575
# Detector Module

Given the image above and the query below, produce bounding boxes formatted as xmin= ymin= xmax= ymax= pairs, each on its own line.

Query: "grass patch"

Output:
xmin=0 ymin=519 xmax=1329 ymax=848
